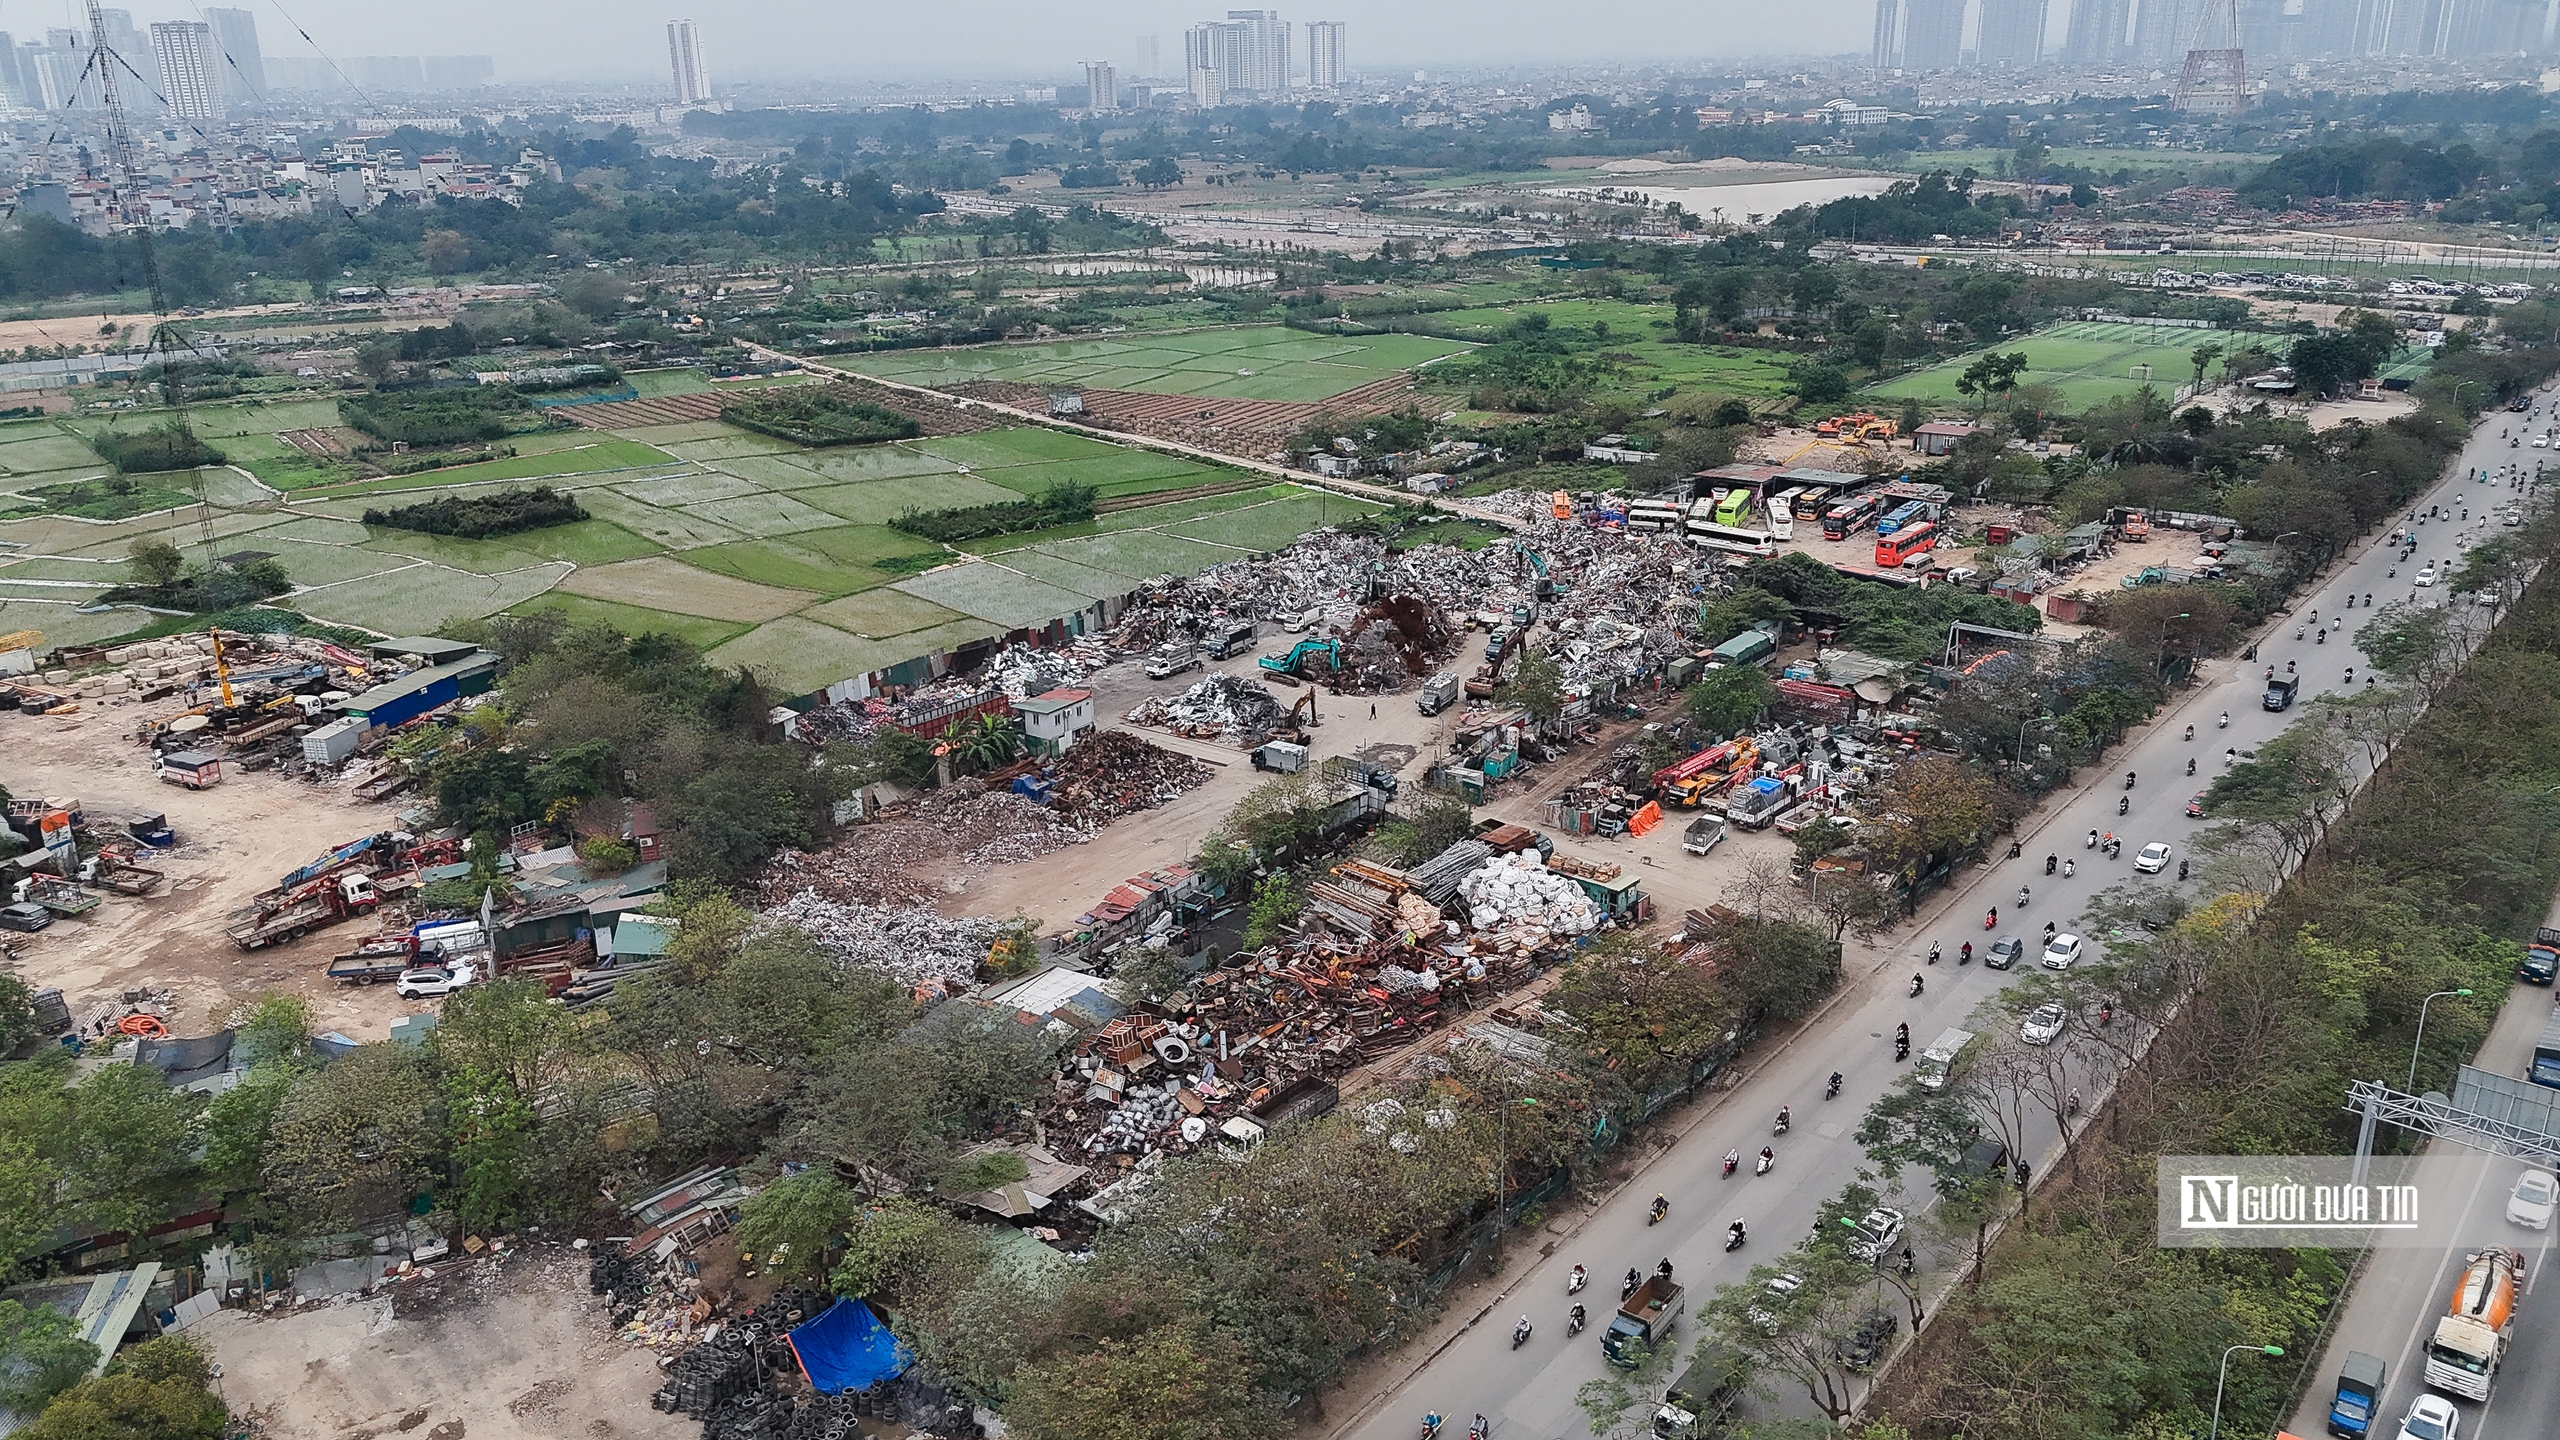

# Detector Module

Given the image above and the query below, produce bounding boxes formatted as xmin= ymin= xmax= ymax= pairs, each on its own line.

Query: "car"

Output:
xmin=2020 ymin=1003 xmax=2068 ymax=1047
xmin=2507 ymin=1169 xmax=2558 ymax=1229
xmin=1838 ymin=1310 xmax=1899 ymax=1372
xmin=2186 ymin=790 xmax=2208 ymax=818
xmin=2395 ymin=1393 xmax=2460 ymax=1440
xmin=1745 ymin=1273 xmax=1802 ymax=1333
xmin=1984 ymin=935 xmax=2025 ymax=970
xmin=2042 ymin=933 xmax=2084 ymax=969
xmin=2415 ymin=567 xmax=2438 ymax=586
xmin=393 ymin=961 xmax=479 ymax=1000
xmin=2135 ymin=842 xmax=2173 ymax=874
xmin=2537 ymin=434 xmax=2549 ymax=448
xmin=0 ymin=902 xmax=50 ymax=933
xmin=1846 ymin=1206 xmax=1905 ymax=1262
xmin=2477 ymin=590 xmax=2498 ymax=607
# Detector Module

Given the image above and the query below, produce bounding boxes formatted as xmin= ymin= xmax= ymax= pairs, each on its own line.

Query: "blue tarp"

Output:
xmin=788 ymin=1299 xmax=910 ymax=1395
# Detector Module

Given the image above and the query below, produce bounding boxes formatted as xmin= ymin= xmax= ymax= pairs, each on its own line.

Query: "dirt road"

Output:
xmin=3 ymin=705 xmax=430 ymax=1039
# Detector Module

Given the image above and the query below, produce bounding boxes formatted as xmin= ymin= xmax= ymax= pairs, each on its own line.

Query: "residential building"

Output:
xmin=94 ymin=9 xmax=154 ymax=94
xmin=2061 ymin=0 xmax=2135 ymax=60
xmin=1132 ymin=33 xmax=1160 ymax=78
xmin=1975 ymin=0 xmax=2047 ymax=63
xmin=203 ymin=8 xmax=262 ymax=98
xmin=1307 ymin=20 xmax=1345 ymax=88
xmin=1872 ymin=0 xmax=1964 ymax=68
xmin=667 ymin=20 xmax=710 ymax=105
xmin=1548 ymin=103 xmax=1598 ymax=131
xmin=1016 ymin=689 xmax=1097 ymax=756
xmin=1185 ymin=9 xmax=1288 ymax=105
xmin=1083 ymin=59 xmax=1117 ymax=111
xmin=347 ymin=55 xmax=425 ymax=90
xmin=421 ymin=56 xmax=494 ymax=90
xmin=149 ymin=21 xmax=221 ymax=122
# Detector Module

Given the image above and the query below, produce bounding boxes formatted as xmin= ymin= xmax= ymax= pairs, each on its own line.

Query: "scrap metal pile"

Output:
xmin=1123 ymin=672 xmax=1285 ymax=743
xmin=1048 ymin=731 xmax=1212 ymax=827
xmin=760 ymin=892 xmax=1015 ymax=991
xmin=761 ymin=779 xmax=1082 ymax=905
xmin=1457 ymin=851 xmax=1604 ymax=947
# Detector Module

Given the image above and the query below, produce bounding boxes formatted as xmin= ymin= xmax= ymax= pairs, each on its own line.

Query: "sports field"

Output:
xmin=1867 ymin=320 xmax=2216 ymax=413
xmin=0 ymin=396 xmax=1382 ymax=697
xmin=838 ymin=325 xmax=1473 ymax=402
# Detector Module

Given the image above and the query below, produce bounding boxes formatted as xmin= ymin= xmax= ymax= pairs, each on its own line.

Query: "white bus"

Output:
xmin=1766 ymin=487 xmax=1803 ymax=542
xmin=1684 ymin=503 xmax=1780 ymax=556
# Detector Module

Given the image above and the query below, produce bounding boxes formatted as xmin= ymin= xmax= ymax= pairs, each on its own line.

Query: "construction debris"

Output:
xmin=1048 ymin=731 xmax=1212 ymax=827
xmin=760 ymin=893 xmax=1014 ymax=991
xmin=1123 ymin=672 xmax=1286 ymax=744
xmin=1457 ymin=851 xmax=1604 ymax=942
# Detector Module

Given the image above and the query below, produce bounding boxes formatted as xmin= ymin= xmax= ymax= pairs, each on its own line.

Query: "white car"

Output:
xmin=394 ymin=960 xmax=479 ymax=999
xmin=2042 ymin=933 xmax=2084 ymax=970
xmin=1746 ymin=1272 xmax=1802 ymax=1333
xmin=2507 ymin=1169 xmax=2558 ymax=1229
xmin=2396 ymin=1393 xmax=2459 ymax=1440
xmin=1846 ymin=1206 xmax=1905 ymax=1261
xmin=2020 ymin=1003 xmax=2068 ymax=1047
xmin=2135 ymin=842 xmax=2173 ymax=874
xmin=2415 ymin=567 xmax=2438 ymax=586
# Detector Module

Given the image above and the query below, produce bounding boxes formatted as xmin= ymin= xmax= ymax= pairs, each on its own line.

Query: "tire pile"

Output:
xmin=653 ymin=1289 xmax=828 ymax=1420
xmin=587 ymin=1243 xmax=653 ymax=1317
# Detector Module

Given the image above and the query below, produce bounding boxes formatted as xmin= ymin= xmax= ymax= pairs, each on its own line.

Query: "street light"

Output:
xmin=2208 ymin=1343 xmax=2284 ymax=1440
xmin=2407 ymin=988 xmax=2475 ymax=1092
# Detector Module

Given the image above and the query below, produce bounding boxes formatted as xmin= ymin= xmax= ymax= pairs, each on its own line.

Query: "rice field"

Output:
xmin=841 ymin=325 xmax=1474 ymax=403
xmin=1865 ymin=320 xmax=2220 ymax=412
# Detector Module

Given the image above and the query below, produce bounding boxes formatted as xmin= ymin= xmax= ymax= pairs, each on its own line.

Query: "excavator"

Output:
xmin=1259 ymin=637 xmax=1342 ymax=678
xmin=1464 ymin=627 xmax=1528 ymax=699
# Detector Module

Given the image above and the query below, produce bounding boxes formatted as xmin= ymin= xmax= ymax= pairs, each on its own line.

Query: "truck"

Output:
xmin=156 ymin=749 xmax=222 ymax=788
xmin=1709 ymin=625 xmax=1777 ymax=669
xmin=2326 ymin=1350 xmax=2386 ymax=1438
xmin=1681 ymin=816 xmax=1726 ymax=856
xmin=1913 ymin=1027 xmax=1977 ymax=1091
xmin=1650 ymin=1346 xmax=1748 ymax=1438
xmin=1319 ymin=754 xmax=1400 ymax=798
xmin=2534 ymin=1009 xmax=2560 ymax=1089
xmin=2523 ymin=927 xmax=2560 ymax=985
xmin=1604 ymin=1276 xmax=1684 ymax=1367
xmin=1252 ymin=740 xmax=1309 ymax=774
xmin=16 ymin=876 xmax=99 ymax=918
xmin=1205 ymin=622 xmax=1257 ymax=660
xmin=80 ymin=856 xmax=165 ymax=896
xmin=2263 ymin=676 xmax=2299 ymax=711
xmin=224 ymin=871 xmax=379 ymax=951
xmin=1727 ymin=777 xmax=1792 ymax=830
xmin=1417 ymin=671 xmax=1460 ymax=716
xmin=327 ymin=935 xmax=420 ymax=985
xmin=1145 ymin=644 xmax=1203 ymax=680
xmin=2422 ymin=1247 xmax=2523 ymax=1400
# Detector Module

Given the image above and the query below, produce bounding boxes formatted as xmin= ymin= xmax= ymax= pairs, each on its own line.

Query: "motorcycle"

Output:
xmin=1567 ymin=1265 xmax=1587 ymax=1295
xmin=1910 ymin=973 xmax=1926 ymax=998
xmin=2178 ymin=859 xmax=2189 ymax=881
xmin=2066 ymin=1089 xmax=2082 ymax=1118
xmin=1960 ymin=941 xmax=1974 ymax=963
xmin=1927 ymin=942 xmax=1940 ymax=966
xmin=1566 ymin=1304 xmax=1587 ymax=1337
xmin=1622 ymin=1270 xmax=1640 ymax=1301
xmin=1471 ymin=1417 xmax=1488 ymax=1440
xmin=1983 ymin=907 xmax=1997 ymax=930
xmin=1754 ymin=1148 xmax=1774 ymax=1176
xmin=2184 ymin=724 xmax=2194 ymax=741
xmin=2098 ymin=1004 xmax=2114 ymax=1027
xmin=2062 ymin=859 xmax=2074 ymax=878
xmin=2118 ymin=795 xmax=2129 ymax=816
xmin=1894 ymin=1035 xmax=1910 ymax=1061
xmin=2086 ymin=829 xmax=2099 ymax=849
xmin=2017 ymin=886 xmax=2030 ymax=908
xmin=1722 ymin=1148 xmax=1740 ymax=1178
xmin=2045 ymin=854 xmax=2056 ymax=876
xmin=2124 ymin=771 xmax=2136 ymax=790
xmin=2316 ymin=629 xmax=2326 ymax=644
xmin=1423 ymin=1417 xmax=1444 ymax=1440
xmin=1774 ymin=1106 xmax=1791 ymax=1135
xmin=2219 ymin=712 xmax=2229 ymax=728
xmin=1648 ymin=1195 xmax=1669 ymax=1226
xmin=1512 ymin=1319 xmax=1533 ymax=1350
xmin=1725 ymin=1223 xmax=1747 ymax=1252
xmin=1825 ymin=1071 xmax=1843 ymax=1100
xmin=2187 ymin=758 xmax=2195 ymax=776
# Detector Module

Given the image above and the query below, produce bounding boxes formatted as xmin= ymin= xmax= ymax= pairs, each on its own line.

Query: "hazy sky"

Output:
xmin=97 ymin=2 xmax=1861 ymax=83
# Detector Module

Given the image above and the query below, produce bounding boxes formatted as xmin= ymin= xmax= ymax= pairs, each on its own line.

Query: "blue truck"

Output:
xmin=2326 ymin=1351 xmax=2385 ymax=1437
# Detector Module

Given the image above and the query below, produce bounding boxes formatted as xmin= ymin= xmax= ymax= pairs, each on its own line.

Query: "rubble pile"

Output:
xmin=1333 ymin=593 xmax=1459 ymax=692
xmin=1457 ymin=852 xmax=1604 ymax=944
xmin=1123 ymin=672 xmax=1286 ymax=743
xmin=762 ymin=893 xmax=1012 ymax=989
xmin=1049 ymin=731 xmax=1212 ymax=826
xmin=979 ymin=640 xmax=1104 ymax=700
xmin=762 ymin=780 xmax=1083 ymax=905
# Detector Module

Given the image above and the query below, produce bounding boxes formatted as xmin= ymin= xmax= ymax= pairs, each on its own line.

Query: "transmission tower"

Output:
xmin=2171 ymin=0 xmax=2247 ymax=116
xmin=81 ymin=0 xmax=216 ymax=556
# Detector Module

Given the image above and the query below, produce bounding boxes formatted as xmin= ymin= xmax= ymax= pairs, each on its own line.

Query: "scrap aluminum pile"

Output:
xmin=1123 ymin=671 xmax=1286 ymax=743
xmin=980 ymin=639 xmax=1105 ymax=699
xmin=1049 ymin=730 xmax=1213 ymax=826
xmin=1039 ymin=836 xmax=1612 ymax=1166
xmin=760 ymin=892 xmax=1014 ymax=990
xmin=761 ymin=779 xmax=1083 ymax=905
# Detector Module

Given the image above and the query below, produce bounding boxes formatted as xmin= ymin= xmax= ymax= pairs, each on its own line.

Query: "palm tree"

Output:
xmin=950 ymin=711 xmax=1023 ymax=774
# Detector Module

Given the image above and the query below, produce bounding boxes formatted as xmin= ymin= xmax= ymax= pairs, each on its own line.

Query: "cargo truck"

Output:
xmin=1603 ymin=1276 xmax=1684 ymax=1367
xmin=1145 ymin=644 xmax=1203 ymax=679
xmin=1418 ymin=672 xmax=1460 ymax=716
xmin=1681 ymin=816 xmax=1726 ymax=856
xmin=2326 ymin=1351 xmax=2385 ymax=1438
xmin=2532 ymin=1010 xmax=2560 ymax=1089
xmin=1205 ymin=622 xmax=1257 ymax=659
xmin=1650 ymin=1346 xmax=1747 ymax=1438
xmin=2421 ymin=1247 xmax=2522 ymax=1400
xmin=327 ymin=935 xmax=420 ymax=985
xmin=2522 ymin=927 xmax=2560 ymax=985
xmin=2264 ymin=676 xmax=2299 ymax=711
xmin=224 ymin=871 xmax=379 ymax=950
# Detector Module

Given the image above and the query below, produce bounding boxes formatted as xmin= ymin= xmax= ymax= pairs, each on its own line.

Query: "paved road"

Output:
xmin=1324 ymin=395 xmax=2553 ymax=1440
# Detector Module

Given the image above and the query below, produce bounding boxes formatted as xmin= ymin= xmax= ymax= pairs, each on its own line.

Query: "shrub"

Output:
xmin=888 ymin=479 xmax=1095 ymax=543
xmin=90 ymin=422 xmax=224 ymax=473
xmin=720 ymin=385 xmax=921 ymax=446
xmin=362 ymin=486 xmax=588 ymax=539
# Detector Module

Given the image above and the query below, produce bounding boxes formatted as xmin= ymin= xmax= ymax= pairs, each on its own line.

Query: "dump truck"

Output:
xmin=1651 ymin=1346 xmax=1747 ymax=1438
xmin=2326 ymin=1351 xmax=2386 ymax=1438
xmin=1914 ymin=1027 xmax=1977 ymax=1092
xmin=1681 ymin=816 xmax=1726 ymax=856
xmin=1727 ymin=777 xmax=1792 ymax=830
xmin=1604 ymin=1275 xmax=1684 ymax=1367
xmin=2523 ymin=927 xmax=2560 ymax=985
xmin=1417 ymin=671 xmax=1460 ymax=716
xmin=82 ymin=855 xmax=165 ymax=896
xmin=2264 ymin=676 xmax=2299 ymax=711
xmin=2423 ymin=1247 xmax=2523 ymax=1399
xmin=1144 ymin=644 xmax=1203 ymax=680
xmin=1251 ymin=740 xmax=1309 ymax=774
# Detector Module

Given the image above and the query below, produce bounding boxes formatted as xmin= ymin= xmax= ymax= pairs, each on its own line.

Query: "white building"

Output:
xmin=666 ymin=19 xmax=711 ymax=106
xmin=1083 ymin=59 xmax=1117 ymax=111
xmin=149 ymin=21 xmax=221 ymax=122
xmin=1548 ymin=104 xmax=1596 ymax=132
xmin=1307 ymin=20 xmax=1345 ymax=88
xmin=1185 ymin=9 xmax=1288 ymax=105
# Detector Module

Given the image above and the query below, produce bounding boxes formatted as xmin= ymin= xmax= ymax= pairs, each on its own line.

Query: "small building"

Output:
xmin=0 ymin=628 xmax=43 ymax=675
xmin=341 ymin=650 xmax=500 ymax=731
xmin=1582 ymin=434 xmax=1652 ymax=464
xmin=1016 ymin=688 xmax=1096 ymax=756
xmin=1912 ymin=422 xmax=1977 ymax=457
xmin=366 ymin=635 xmax=483 ymax=668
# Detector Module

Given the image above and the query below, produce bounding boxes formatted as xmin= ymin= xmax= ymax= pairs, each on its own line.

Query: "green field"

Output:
xmin=839 ymin=325 xmax=1474 ymax=402
xmin=1865 ymin=320 xmax=2216 ymax=412
xmin=1409 ymin=297 xmax=1801 ymax=398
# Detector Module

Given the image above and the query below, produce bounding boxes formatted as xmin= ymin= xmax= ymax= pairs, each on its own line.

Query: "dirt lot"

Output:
xmin=2 ymin=706 xmax=430 ymax=1040
xmin=194 ymin=1243 xmax=693 ymax=1440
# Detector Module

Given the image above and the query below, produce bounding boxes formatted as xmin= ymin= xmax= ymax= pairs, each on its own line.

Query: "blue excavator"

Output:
xmin=1259 ymin=637 xmax=1342 ymax=677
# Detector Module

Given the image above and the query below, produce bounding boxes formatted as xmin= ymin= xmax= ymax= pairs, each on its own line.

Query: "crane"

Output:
xmin=81 ymin=0 xmax=215 ymax=558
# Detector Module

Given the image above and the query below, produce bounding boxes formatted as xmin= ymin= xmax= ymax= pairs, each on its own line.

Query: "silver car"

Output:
xmin=2020 ymin=1003 xmax=2068 ymax=1047
xmin=2507 ymin=1169 xmax=2557 ymax=1230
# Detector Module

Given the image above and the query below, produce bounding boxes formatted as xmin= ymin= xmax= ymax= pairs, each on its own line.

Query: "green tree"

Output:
xmin=1499 ymin=648 xmax=1567 ymax=722
xmin=1009 ymin=1326 xmax=1282 ymax=1440
xmin=1698 ymin=1248 xmax=1891 ymax=1422
xmin=126 ymin=538 xmax=184 ymax=590
xmin=737 ymin=1170 xmax=859 ymax=1286
xmin=261 ymin=1047 xmax=444 ymax=1234
xmin=20 ymin=1335 xmax=225 ymax=1440
xmin=1954 ymin=351 xmax=2029 ymax=418
xmin=57 ymin=1067 xmax=202 ymax=1253
xmin=830 ymin=1195 xmax=989 ymax=1302
xmin=442 ymin=1064 xmax=538 ymax=1232
xmin=1243 ymin=875 xmax=1302 ymax=949
xmin=1684 ymin=666 xmax=1776 ymax=737
xmin=2188 ymin=342 xmax=2223 ymax=393
xmin=0 ymin=1300 xmax=99 ymax=1413
xmin=1134 ymin=156 xmax=1183 ymax=189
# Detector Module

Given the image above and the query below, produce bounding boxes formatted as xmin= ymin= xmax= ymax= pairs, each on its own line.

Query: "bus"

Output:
xmin=1766 ymin=488 xmax=1802 ymax=541
xmin=1712 ymin=488 xmax=1753 ymax=527
xmin=1686 ymin=521 xmax=1780 ymax=557
xmin=1627 ymin=498 xmax=1685 ymax=534
xmin=1822 ymin=494 xmax=1882 ymax=540
xmin=1875 ymin=521 xmax=1938 ymax=569
xmin=1874 ymin=501 xmax=1926 ymax=537
xmin=1793 ymin=489 xmax=1831 ymax=521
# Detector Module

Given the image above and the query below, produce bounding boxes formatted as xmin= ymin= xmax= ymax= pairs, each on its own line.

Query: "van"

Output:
xmin=2263 ymin=676 xmax=2299 ymax=711
xmin=1914 ymin=1028 xmax=1976 ymax=1091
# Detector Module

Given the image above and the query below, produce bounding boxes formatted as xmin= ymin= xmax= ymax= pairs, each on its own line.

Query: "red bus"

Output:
xmin=1875 ymin=521 xmax=1938 ymax=569
xmin=1821 ymin=494 xmax=1881 ymax=540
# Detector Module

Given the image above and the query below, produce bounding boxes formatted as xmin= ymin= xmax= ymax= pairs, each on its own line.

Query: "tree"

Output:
xmin=1698 ymin=1248 xmax=1889 ymax=1421
xmin=126 ymin=538 xmax=184 ymax=590
xmin=261 ymin=1046 xmax=444 ymax=1234
xmin=830 ymin=1195 xmax=988 ymax=1302
xmin=420 ymin=229 xmax=472 ymax=274
xmin=736 ymin=1170 xmax=859 ymax=1286
xmin=1134 ymin=156 xmax=1183 ymax=189
xmin=1243 ymin=875 xmax=1302 ymax=948
xmin=1954 ymin=351 xmax=2029 ymax=418
xmin=1500 ymin=648 xmax=1567 ymax=722
xmin=1860 ymin=754 xmax=1994 ymax=876
xmin=1008 ymin=1326 xmax=1281 ymax=1440
xmin=1684 ymin=666 xmax=1776 ymax=738
xmin=57 ymin=1067 xmax=202 ymax=1252
xmin=2188 ymin=342 xmax=2223 ymax=393
xmin=19 ymin=1335 xmax=226 ymax=1440
xmin=0 ymin=1300 xmax=98 ymax=1413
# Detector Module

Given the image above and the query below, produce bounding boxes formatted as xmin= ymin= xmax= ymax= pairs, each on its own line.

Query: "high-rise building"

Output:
xmin=1185 ymin=10 xmax=1290 ymax=105
xmin=1903 ymin=0 xmax=1967 ymax=66
xmin=1084 ymin=60 xmax=1118 ymax=111
xmin=1308 ymin=20 xmax=1346 ymax=88
xmin=1133 ymin=34 xmax=1161 ymax=78
xmin=421 ymin=56 xmax=495 ymax=90
xmin=1975 ymin=0 xmax=2048 ymax=63
xmin=204 ymin=8 xmax=263 ymax=99
xmin=2134 ymin=0 xmax=2208 ymax=61
xmin=667 ymin=20 xmax=711 ymax=106
xmin=2062 ymin=0 xmax=2136 ymax=60
xmin=149 ymin=21 xmax=221 ymax=122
